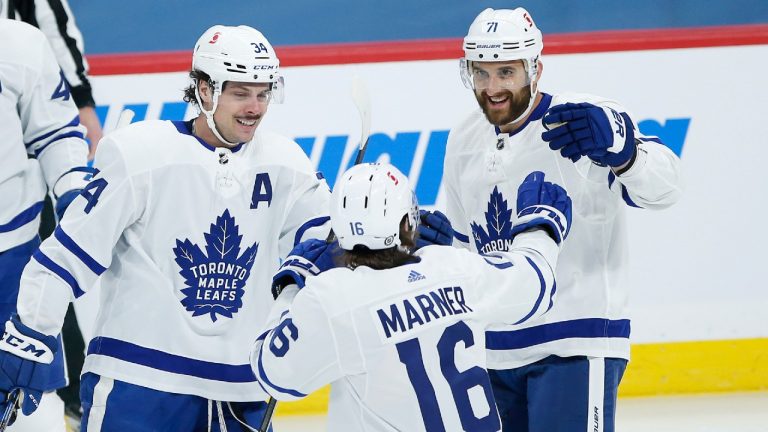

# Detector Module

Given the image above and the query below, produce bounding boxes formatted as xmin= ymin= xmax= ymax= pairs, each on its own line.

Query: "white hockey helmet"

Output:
xmin=192 ymin=25 xmax=284 ymax=146
xmin=331 ymin=163 xmax=419 ymax=251
xmin=460 ymin=8 xmax=543 ymax=89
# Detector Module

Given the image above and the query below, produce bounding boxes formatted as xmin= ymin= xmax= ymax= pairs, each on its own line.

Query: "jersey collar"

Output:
xmin=494 ymin=92 xmax=553 ymax=138
xmin=173 ymin=120 xmax=246 ymax=153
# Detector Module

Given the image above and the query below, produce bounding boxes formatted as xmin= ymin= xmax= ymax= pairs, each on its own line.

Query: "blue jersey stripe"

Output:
xmin=53 ymin=226 xmax=107 ymax=275
xmin=0 ymin=202 xmax=44 ymax=233
xmin=25 ymin=116 xmax=80 ymax=147
xmin=87 ymin=337 xmax=257 ymax=383
xmin=486 ymin=318 xmax=631 ymax=350
xmin=32 ymin=250 xmax=85 ymax=297
xmin=255 ymin=340 xmax=307 ymax=398
xmin=293 ymin=216 xmax=330 ymax=246
xmin=33 ymin=130 xmax=86 ymax=156
xmin=621 ymin=185 xmax=642 ymax=208
xmin=513 ymin=257 xmax=547 ymax=325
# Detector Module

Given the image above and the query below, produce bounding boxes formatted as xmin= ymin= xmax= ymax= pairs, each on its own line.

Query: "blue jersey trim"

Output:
xmin=25 ymin=116 xmax=80 ymax=148
xmin=486 ymin=318 xmax=631 ymax=350
xmin=0 ymin=202 xmax=44 ymax=233
xmin=453 ymin=231 xmax=469 ymax=244
xmin=32 ymin=250 xmax=85 ymax=298
xmin=53 ymin=226 xmax=107 ymax=275
xmin=255 ymin=340 xmax=308 ymax=398
xmin=293 ymin=216 xmax=330 ymax=246
xmin=513 ymin=257 xmax=547 ymax=325
xmin=33 ymin=131 xmax=86 ymax=156
xmin=172 ymin=120 xmax=246 ymax=153
xmin=87 ymin=337 xmax=257 ymax=383
xmin=621 ymin=185 xmax=642 ymax=208
xmin=494 ymin=93 xmax=553 ymax=138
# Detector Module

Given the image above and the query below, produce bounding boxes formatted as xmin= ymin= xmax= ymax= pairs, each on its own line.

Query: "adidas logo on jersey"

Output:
xmin=407 ymin=270 xmax=425 ymax=283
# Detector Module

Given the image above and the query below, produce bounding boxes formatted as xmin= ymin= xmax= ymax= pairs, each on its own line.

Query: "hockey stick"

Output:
xmin=116 ymin=108 xmax=135 ymax=130
xmin=351 ymin=74 xmax=372 ymax=164
xmin=258 ymin=76 xmax=372 ymax=432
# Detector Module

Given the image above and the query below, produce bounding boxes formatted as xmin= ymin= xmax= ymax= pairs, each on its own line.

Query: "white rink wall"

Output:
xmin=78 ymin=44 xmax=768 ymax=346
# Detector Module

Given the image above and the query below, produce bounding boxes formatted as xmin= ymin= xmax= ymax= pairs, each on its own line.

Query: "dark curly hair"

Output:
xmin=183 ymin=69 xmax=228 ymax=107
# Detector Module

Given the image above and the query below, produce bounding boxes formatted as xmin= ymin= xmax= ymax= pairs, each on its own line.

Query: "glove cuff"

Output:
xmin=513 ymin=205 xmax=569 ymax=244
xmin=0 ymin=316 xmax=58 ymax=364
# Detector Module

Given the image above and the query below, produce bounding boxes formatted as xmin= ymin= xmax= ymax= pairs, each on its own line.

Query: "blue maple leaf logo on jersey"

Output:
xmin=173 ymin=210 xmax=259 ymax=322
xmin=470 ymin=186 xmax=514 ymax=254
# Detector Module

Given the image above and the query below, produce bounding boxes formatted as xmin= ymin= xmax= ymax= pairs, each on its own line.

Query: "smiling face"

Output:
xmin=471 ymin=60 xmax=534 ymax=126
xmin=196 ymin=80 xmax=272 ymax=147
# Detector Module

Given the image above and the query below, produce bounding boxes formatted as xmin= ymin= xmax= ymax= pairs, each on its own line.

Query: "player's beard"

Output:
xmin=476 ymin=85 xmax=532 ymax=126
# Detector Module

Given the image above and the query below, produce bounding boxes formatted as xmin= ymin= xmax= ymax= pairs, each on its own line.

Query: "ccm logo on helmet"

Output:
xmin=208 ymin=32 xmax=221 ymax=44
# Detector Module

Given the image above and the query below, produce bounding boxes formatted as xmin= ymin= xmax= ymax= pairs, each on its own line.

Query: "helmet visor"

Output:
xmin=460 ymin=59 xmax=530 ymax=92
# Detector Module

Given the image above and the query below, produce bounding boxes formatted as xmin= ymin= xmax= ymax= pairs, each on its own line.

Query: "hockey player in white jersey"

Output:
xmin=0 ymin=24 xmax=331 ymax=431
xmin=445 ymin=8 xmax=683 ymax=432
xmin=252 ymin=162 xmax=573 ymax=432
xmin=0 ymin=19 xmax=90 ymax=431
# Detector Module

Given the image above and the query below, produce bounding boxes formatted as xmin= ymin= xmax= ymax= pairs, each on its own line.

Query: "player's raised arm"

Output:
xmin=542 ymin=99 xmax=682 ymax=210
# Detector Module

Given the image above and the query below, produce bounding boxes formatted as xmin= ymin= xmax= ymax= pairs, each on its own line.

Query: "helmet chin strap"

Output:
xmin=194 ymin=83 xmax=240 ymax=148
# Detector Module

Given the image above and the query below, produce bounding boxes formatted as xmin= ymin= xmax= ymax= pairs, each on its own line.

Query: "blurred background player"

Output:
xmin=252 ymin=162 xmax=572 ymax=431
xmin=2 ymin=2 xmax=105 ymax=424
xmin=444 ymin=7 xmax=682 ymax=432
xmin=0 ymin=18 xmax=90 ymax=431
xmin=0 ymin=24 xmax=331 ymax=431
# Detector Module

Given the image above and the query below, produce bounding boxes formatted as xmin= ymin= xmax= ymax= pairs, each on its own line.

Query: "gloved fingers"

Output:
xmin=417 ymin=225 xmax=452 ymax=246
xmin=421 ymin=212 xmax=451 ymax=234
xmin=543 ymin=103 xmax=588 ymax=123
xmin=20 ymin=389 xmax=42 ymax=416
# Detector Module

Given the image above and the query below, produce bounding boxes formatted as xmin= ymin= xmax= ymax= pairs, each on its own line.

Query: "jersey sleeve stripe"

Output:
xmin=255 ymin=343 xmax=308 ymax=398
xmin=293 ymin=216 xmax=330 ymax=246
xmin=87 ymin=337 xmax=257 ymax=383
xmin=512 ymin=256 xmax=548 ymax=325
xmin=53 ymin=226 xmax=107 ymax=275
xmin=453 ymin=230 xmax=470 ymax=244
xmin=32 ymin=250 xmax=85 ymax=297
xmin=0 ymin=201 xmax=44 ymax=233
xmin=486 ymin=318 xmax=631 ymax=350
xmin=24 ymin=115 xmax=80 ymax=147
xmin=33 ymin=130 xmax=86 ymax=157
xmin=621 ymin=185 xmax=642 ymax=208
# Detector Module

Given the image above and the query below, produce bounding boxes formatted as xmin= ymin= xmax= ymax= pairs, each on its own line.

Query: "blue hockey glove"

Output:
xmin=0 ymin=315 xmax=61 ymax=418
xmin=509 ymin=171 xmax=572 ymax=245
xmin=272 ymin=239 xmax=340 ymax=299
xmin=415 ymin=210 xmax=454 ymax=250
xmin=542 ymin=102 xmax=636 ymax=167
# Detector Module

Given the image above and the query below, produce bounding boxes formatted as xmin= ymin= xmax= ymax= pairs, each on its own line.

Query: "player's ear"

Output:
xmin=535 ymin=60 xmax=543 ymax=82
xmin=198 ymin=80 xmax=213 ymax=107
xmin=400 ymin=216 xmax=416 ymax=249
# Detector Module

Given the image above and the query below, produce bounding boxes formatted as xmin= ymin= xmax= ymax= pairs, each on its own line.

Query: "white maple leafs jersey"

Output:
xmin=17 ymin=119 xmax=331 ymax=401
xmin=253 ymin=231 xmax=558 ymax=432
xmin=0 ymin=19 xmax=87 ymax=251
xmin=444 ymin=92 xmax=682 ymax=369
